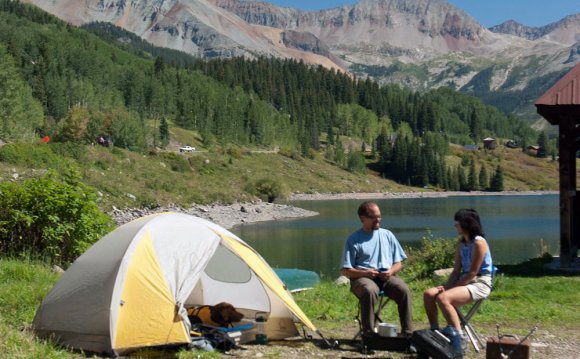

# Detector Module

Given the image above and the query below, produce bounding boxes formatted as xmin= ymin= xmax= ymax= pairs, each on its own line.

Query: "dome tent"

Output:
xmin=32 ymin=212 xmax=318 ymax=355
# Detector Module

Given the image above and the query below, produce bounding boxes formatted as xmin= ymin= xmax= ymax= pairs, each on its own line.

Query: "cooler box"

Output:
xmin=486 ymin=336 xmax=531 ymax=359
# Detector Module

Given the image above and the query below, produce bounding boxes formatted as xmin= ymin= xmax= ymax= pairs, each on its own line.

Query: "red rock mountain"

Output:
xmin=21 ymin=0 xmax=580 ymax=117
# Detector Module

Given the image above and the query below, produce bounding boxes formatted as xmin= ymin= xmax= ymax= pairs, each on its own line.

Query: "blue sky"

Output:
xmin=264 ymin=0 xmax=579 ymax=28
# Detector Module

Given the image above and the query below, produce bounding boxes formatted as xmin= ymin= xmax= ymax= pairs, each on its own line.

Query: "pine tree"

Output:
xmin=159 ymin=117 xmax=169 ymax=148
xmin=468 ymin=160 xmax=478 ymax=191
xmin=327 ymin=125 xmax=335 ymax=145
xmin=334 ymin=138 xmax=345 ymax=167
xmin=479 ymin=165 xmax=489 ymax=191
xmin=458 ymin=166 xmax=468 ymax=191
xmin=154 ymin=56 xmax=165 ymax=74
xmin=450 ymin=167 xmax=460 ymax=191
xmin=0 ymin=44 xmax=44 ymax=141
xmin=490 ymin=165 xmax=504 ymax=192
xmin=537 ymin=131 xmax=547 ymax=158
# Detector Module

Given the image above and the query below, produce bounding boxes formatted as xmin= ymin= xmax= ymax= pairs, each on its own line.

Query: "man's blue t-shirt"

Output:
xmin=341 ymin=228 xmax=407 ymax=270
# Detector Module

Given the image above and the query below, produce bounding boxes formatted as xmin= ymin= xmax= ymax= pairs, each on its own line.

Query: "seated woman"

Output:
xmin=423 ymin=208 xmax=493 ymax=354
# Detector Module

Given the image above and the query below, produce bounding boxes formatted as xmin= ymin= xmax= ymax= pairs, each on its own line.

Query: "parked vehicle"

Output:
xmin=179 ymin=145 xmax=195 ymax=153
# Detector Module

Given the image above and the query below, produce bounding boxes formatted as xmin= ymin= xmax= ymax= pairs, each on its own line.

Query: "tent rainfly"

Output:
xmin=32 ymin=212 xmax=319 ymax=355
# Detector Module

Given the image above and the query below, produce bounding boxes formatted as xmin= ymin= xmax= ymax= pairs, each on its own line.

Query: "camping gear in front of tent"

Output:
xmin=32 ymin=212 xmax=319 ymax=356
xmin=254 ymin=313 xmax=268 ymax=344
xmin=410 ymin=329 xmax=463 ymax=359
xmin=362 ymin=333 xmax=410 ymax=352
xmin=485 ymin=325 xmax=535 ymax=359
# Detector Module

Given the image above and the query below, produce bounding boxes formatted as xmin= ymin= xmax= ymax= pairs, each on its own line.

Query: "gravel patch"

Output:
xmin=108 ymin=200 xmax=318 ymax=229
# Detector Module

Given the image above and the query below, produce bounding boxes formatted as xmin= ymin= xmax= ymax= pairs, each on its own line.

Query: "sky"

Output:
xmin=264 ymin=0 xmax=579 ymax=28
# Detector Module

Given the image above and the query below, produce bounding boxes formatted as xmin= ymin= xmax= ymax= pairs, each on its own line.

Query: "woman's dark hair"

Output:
xmin=454 ymin=208 xmax=484 ymax=241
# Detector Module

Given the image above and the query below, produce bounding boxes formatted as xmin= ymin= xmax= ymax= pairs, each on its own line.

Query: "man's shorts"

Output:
xmin=465 ymin=275 xmax=492 ymax=301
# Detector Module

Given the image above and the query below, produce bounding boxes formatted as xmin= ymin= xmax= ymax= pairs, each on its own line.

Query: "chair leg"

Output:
xmin=353 ymin=295 xmax=390 ymax=341
xmin=457 ymin=300 xmax=486 ymax=353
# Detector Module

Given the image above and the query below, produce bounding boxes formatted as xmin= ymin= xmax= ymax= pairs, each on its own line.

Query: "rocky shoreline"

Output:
xmin=108 ymin=201 xmax=319 ymax=229
xmin=109 ymin=190 xmax=558 ymax=228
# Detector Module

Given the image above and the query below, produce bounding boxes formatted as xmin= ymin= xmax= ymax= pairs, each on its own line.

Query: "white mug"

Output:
xmin=378 ymin=323 xmax=397 ymax=337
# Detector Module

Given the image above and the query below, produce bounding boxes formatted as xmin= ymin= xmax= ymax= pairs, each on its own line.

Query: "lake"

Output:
xmin=232 ymin=194 xmax=559 ymax=280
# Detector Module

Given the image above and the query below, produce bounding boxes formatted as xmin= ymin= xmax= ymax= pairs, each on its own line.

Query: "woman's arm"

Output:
xmin=456 ymin=239 xmax=488 ymax=286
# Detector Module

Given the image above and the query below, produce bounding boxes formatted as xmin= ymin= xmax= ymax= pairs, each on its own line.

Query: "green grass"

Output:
xmin=295 ymin=258 xmax=580 ymax=335
xmin=1 ymin=257 xmax=578 ymax=358
xmin=0 ymin=142 xmax=409 ymax=210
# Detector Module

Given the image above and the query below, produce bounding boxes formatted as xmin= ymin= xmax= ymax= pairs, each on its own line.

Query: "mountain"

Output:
xmin=20 ymin=0 xmax=346 ymax=71
xmin=489 ymin=14 xmax=580 ymax=44
xmin=20 ymin=0 xmax=580 ymax=121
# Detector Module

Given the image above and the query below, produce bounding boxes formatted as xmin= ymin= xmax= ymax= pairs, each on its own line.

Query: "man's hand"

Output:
xmin=378 ymin=268 xmax=394 ymax=279
xmin=366 ymin=268 xmax=380 ymax=279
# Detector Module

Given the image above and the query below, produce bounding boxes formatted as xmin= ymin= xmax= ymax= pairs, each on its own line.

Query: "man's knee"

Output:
xmin=394 ymin=279 xmax=411 ymax=296
xmin=351 ymin=283 xmax=378 ymax=301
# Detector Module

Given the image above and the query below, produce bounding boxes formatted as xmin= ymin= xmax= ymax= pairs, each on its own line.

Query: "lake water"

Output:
xmin=232 ymin=194 xmax=559 ymax=280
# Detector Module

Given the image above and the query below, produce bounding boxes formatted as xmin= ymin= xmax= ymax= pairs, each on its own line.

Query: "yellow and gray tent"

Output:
xmin=32 ymin=212 xmax=318 ymax=355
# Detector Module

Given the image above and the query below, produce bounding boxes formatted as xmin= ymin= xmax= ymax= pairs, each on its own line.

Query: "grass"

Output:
xmin=1 ymin=257 xmax=578 ymax=358
xmin=0 ymin=142 xmax=409 ymax=210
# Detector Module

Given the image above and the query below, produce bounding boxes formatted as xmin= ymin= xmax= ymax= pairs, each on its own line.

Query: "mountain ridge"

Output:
xmin=20 ymin=0 xmax=580 ymax=121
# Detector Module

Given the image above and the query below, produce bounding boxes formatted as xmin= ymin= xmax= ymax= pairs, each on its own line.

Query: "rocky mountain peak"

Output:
xmin=490 ymin=13 xmax=580 ymax=45
xmin=489 ymin=20 xmax=540 ymax=40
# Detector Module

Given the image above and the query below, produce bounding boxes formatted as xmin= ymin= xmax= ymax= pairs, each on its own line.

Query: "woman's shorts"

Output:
xmin=465 ymin=275 xmax=492 ymax=301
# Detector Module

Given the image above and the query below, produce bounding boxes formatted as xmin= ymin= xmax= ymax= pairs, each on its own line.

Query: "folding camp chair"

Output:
xmin=353 ymin=290 xmax=391 ymax=341
xmin=456 ymin=266 xmax=499 ymax=353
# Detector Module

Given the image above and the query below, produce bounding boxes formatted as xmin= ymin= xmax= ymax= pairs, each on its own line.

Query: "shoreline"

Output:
xmin=109 ymin=190 xmax=558 ymax=229
xmin=289 ymin=190 xmax=558 ymax=201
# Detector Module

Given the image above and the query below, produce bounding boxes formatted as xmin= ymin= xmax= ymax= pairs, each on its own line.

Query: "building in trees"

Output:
xmin=483 ymin=137 xmax=497 ymax=150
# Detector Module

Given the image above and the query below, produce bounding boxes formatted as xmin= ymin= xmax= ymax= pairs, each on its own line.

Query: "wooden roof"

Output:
xmin=535 ymin=62 xmax=580 ymax=124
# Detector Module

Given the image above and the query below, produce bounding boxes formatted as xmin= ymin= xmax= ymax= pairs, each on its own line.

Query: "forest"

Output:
xmin=0 ymin=0 xmax=543 ymax=190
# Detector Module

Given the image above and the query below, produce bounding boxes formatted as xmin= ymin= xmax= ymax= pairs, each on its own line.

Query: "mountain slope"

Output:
xmin=21 ymin=0 xmax=346 ymax=72
xmin=18 ymin=0 xmax=580 ymax=122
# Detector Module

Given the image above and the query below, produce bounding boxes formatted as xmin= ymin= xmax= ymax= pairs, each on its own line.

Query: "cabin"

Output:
xmin=527 ymin=145 xmax=540 ymax=155
xmin=463 ymin=144 xmax=480 ymax=151
xmin=483 ymin=137 xmax=497 ymax=150
xmin=535 ymin=62 xmax=580 ymax=268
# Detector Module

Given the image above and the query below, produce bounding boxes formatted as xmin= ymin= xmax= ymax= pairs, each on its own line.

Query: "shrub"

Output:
xmin=49 ymin=142 xmax=87 ymax=161
xmin=0 ymin=172 xmax=115 ymax=265
xmin=251 ymin=178 xmax=286 ymax=203
xmin=403 ymin=231 xmax=456 ymax=281
xmin=0 ymin=143 xmax=61 ymax=167
xmin=160 ymin=153 xmax=191 ymax=173
xmin=225 ymin=146 xmax=242 ymax=159
xmin=346 ymin=150 xmax=366 ymax=174
xmin=278 ymin=148 xmax=302 ymax=161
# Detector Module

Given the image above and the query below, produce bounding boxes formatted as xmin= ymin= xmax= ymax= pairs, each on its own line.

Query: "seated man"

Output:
xmin=340 ymin=201 xmax=413 ymax=337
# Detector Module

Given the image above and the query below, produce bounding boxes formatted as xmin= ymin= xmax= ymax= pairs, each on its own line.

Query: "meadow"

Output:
xmin=1 ymin=256 xmax=578 ymax=358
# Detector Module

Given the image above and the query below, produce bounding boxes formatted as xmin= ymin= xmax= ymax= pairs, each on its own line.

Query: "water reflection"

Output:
xmin=232 ymin=195 xmax=559 ymax=279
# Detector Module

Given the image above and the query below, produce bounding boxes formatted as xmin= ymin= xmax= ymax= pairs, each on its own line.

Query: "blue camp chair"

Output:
xmin=456 ymin=266 xmax=499 ymax=352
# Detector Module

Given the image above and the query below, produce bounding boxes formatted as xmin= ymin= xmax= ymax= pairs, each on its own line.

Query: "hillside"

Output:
xmin=0 ymin=128 xmax=565 ymax=211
